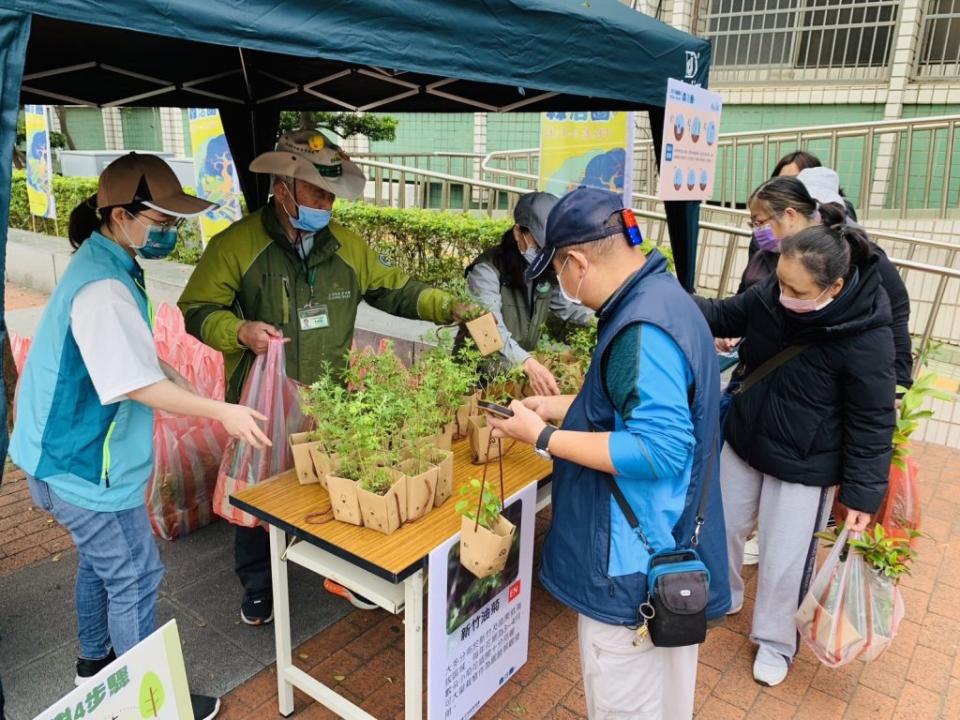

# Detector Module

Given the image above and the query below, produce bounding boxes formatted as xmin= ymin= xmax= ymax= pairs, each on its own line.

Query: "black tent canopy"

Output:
xmin=0 ymin=0 xmax=712 ymax=291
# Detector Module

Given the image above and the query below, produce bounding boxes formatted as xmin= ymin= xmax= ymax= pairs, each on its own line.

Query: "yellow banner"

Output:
xmin=189 ymin=108 xmax=243 ymax=244
xmin=538 ymin=112 xmax=632 ymax=200
xmin=25 ymin=105 xmax=56 ymax=220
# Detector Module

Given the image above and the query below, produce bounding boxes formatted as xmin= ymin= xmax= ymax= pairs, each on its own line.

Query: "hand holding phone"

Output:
xmin=478 ymin=400 xmax=515 ymax=418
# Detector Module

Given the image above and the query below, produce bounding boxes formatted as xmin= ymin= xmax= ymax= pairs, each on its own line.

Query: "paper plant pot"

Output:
xmin=459 ymin=514 xmax=516 ymax=579
xmin=289 ymin=432 xmax=325 ymax=485
xmin=455 ymin=393 xmax=480 ymax=439
xmin=326 ymin=472 xmax=363 ymax=526
xmin=465 ymin=312 xmax=505 ymax=356
xmin=356 ymin=469 xmax=407 ymax=535
xmin=432 ymin=448 xmax=455 ymax=507
xmin=468 ymin=415 xmax=502 ymax=464
xmin=308 ymin=448 xmax=337 ymax=490
xmin=397 ymin=459 xmax=439 ymax=522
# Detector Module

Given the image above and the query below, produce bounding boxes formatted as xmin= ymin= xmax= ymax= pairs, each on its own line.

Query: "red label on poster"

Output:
xmin=508 ymin=580 xmax=522 ymax=603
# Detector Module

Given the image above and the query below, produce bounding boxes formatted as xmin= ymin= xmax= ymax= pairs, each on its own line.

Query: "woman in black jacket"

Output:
xmin=727 ymin=174 xmax=912 ymax=390
xmin=695 ymin=222 xmax=895 ymax=688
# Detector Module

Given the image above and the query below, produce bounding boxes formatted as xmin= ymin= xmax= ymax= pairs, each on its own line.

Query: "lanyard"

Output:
xmin=133 ymin=275 xmax=155 ymax=330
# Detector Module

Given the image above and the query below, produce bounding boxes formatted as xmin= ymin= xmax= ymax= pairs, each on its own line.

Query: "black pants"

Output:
xmin=234 ymin=525 xmax=271 ymax=600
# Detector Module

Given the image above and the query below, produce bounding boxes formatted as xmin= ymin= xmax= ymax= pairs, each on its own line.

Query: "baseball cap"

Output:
xmin=513 ymin=192 xmax=559 ymax=248
xmin=525 ymin=186 xmax=627 ymax=282
xmin=96 ymin=152 xmax=215 ymax=217
xmin=797 ymin=167 xmax=844 ymax=207
xmin=250 ymin=130 xmax=367 ymax=201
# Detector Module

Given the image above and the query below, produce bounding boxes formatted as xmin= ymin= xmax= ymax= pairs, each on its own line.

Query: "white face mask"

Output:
xmin=557 ymin=255 xmax=584 ymax=306
xmin=522 ymin=246 xmax=539 ymax=264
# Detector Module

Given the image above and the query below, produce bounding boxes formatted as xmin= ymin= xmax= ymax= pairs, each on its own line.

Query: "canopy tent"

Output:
xmin=0 ymin=0 xmax=712 ymax=330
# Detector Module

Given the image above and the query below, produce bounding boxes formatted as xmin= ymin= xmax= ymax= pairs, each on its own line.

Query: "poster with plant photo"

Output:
xmin=427 ymin=483 xmax=536 ymax=720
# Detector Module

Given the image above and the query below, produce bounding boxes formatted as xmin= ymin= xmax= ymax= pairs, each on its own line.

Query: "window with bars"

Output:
xmin=698 ymin=0 xmax=898 ymax=76
xmin=918 ymin=0 xmax=960 ymax=78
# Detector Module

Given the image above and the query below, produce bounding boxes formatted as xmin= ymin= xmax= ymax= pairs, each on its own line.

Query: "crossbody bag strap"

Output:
xmin=732 ymin=344 xmax=810 ymax=397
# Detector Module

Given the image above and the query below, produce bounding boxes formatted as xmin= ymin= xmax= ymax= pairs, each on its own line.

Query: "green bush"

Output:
xmin=7 ymin=172 xmax=674 ymax=288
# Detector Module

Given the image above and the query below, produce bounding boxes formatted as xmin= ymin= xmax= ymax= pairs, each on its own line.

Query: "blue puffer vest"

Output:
xmin=539 ymin=250 xmax=731 ymax=624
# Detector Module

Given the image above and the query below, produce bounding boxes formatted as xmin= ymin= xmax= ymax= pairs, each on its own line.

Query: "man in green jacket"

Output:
xmin=179 ymin=131 xmax=466 ymax=623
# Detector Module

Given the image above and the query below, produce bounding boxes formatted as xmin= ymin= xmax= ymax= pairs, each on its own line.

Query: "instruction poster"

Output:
xmin=34 ymin=620 xmax=192 ymax=720
xmin=24 ymin=104 xmax=56 ymax=220
xmin=427 ymin=482 xmax=537 ymax=720
xmin=658 ymin=79 xmax=722 ymax=201
xmin=189 ymin=108 xmax=243 ymax=244
xmin=539 ymin=111 xmax=634 ymax=207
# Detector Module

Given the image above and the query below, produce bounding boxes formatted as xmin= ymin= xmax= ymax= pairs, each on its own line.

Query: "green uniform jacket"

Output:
xmin=179 ymin=203 xmax=453 ymax=402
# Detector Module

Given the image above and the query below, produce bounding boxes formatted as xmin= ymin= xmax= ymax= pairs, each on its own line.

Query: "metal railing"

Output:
xmin=478 ymin=113 xmax=960 ymax=220
xmin=917 ymin=0 xmax=960 ymax=79
xmin=693 ymin=0 xmax=899 ymax=84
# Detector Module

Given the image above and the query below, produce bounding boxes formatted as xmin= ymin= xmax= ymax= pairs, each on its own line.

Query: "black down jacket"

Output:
xmin=695 ymin=256 xmax=896 ymax=513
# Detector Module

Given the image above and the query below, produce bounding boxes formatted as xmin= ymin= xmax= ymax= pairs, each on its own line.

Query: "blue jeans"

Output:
xmin=27 ymin=477 xmax=165 ymax=659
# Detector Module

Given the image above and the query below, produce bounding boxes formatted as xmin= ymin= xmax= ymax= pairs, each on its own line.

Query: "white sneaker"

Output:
xmin=726 ymin=603 xmax=743 ymax=616
xmin=743 ymin=534 xmax=760 ymax=566
xmin=753 ymin=649 xmax=789 ymax=687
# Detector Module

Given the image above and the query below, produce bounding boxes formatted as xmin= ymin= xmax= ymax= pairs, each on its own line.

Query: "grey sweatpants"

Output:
xmin=720 ymin=442 xmax=834 ymax=661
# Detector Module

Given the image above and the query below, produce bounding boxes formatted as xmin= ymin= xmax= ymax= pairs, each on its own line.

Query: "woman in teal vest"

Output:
xmin=10 ymin=153 xmax=269 ymax=720
xmin=465 ymin=192 xmax=594 ymax=395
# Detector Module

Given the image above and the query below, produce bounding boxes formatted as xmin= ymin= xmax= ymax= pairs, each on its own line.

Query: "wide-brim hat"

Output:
xmin=96 ymin=152 xmax=215 ymax=217
xmin=250 ymin=130 xmax=367 ymax=201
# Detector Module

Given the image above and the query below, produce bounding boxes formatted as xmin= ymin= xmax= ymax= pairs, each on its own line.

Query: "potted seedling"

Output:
xmin=447 ymin=278 xmax=504 ymax=356
xmin=456 ymin=477 xmax=516 ymax=579
xmin=468 ymin=364 xmax=525 ymax=464
xmin=300 ymin=371 xmax=352 ymax=488
xmin=356 ymin=464 xmax=407 ymax=535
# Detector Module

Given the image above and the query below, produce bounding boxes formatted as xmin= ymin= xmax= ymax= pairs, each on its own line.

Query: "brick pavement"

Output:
xmin=215 ymin=441 xmax=960 ymax=720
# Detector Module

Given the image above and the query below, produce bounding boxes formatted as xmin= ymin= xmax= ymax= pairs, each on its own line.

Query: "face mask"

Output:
xmin=557 ymin=256 xmax=584 ymax=306
xmin=123 ymin=213 xmax=179 ymax=260
xmin=522 ymin=246 xmax=539 ymax=264
xmin=753 ymin=224 xmax=779 ymax=253
xmin=282 ymin=183 xmax=332 ymax=233
xmin=779 ymin=284 xmax=834 ymax=314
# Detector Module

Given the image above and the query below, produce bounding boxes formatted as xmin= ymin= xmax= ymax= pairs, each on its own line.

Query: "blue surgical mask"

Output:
xmin=124 ymin=213 xmax=180 ymax=260
xmin=282 ymin=183 xmax=332 ymax=233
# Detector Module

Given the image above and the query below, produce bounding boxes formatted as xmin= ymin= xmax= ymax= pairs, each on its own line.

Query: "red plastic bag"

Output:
xmin=10 ymin=332 xmax=30 ymax=374
xmin=875 ymin=455 xmax=921 ymax=542
xmin=796 ymin=528 xmax=904 ymax=668
xmin=213 ymin=337 xmax=309 ymax=527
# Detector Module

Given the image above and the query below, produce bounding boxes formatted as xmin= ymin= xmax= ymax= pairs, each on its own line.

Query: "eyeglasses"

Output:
xmin=129 ymin=211 xmax=185 ymax=232
xmin=748 ymin=216 xmax=773 ymax=230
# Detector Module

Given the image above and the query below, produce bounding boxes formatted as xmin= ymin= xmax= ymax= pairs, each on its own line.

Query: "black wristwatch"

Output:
xmin=534 ymin=426 xmax=558 ymax=460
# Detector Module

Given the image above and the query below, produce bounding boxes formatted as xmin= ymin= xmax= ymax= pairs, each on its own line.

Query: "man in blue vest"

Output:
xmin=488 ymin=187 xmax=729 ymax=719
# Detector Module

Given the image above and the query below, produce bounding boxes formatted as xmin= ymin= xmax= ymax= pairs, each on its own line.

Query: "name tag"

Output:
xmin=298 ymin=304 xmax=330 ymax=331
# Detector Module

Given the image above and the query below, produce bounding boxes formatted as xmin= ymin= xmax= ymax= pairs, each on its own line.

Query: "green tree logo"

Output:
xmin=138 ymin=672 xmax=166 ymax=718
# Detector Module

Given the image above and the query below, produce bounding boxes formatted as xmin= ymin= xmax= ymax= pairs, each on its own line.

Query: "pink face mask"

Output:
xmin=779 ymin=284 xmax=834 ymax=314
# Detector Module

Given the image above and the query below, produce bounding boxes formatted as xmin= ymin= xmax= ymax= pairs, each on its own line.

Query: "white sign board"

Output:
xmin=33 ymin=620 xmax=192 ymax=720
xmin=427 ymin=482 xmax=537 ymax=720
xmin=658 ymin=78 xmax=723 ymax=201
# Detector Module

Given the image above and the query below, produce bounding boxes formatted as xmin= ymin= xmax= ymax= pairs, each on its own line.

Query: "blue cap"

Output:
xmin=525 ymin=186 xmax=627 ymax=282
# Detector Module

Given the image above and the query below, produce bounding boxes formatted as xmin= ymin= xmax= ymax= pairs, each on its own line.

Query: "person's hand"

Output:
xmin=715 ymin=337 xmax=741 ymax=353
xmin=452 ymin=303 xmax=484 ymax=323
xmin=238 ymin=321 xmax=286 ymax=355
xmin=488 ymin=399 xmax=547 ymax=446
xmin=845 ymin=509 xmax=871 ymax=533
xmin=217 ymin=403 xmax=272 ymax=449
xmin=523 ymin=357 xmax=561 ymax=396
xmin=522 ymin=395 xmax=573 ymax=422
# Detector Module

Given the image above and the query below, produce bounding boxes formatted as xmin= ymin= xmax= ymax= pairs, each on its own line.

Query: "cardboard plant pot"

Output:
xmin=326 ymin=471 xmax=363 ymax=526
xmin=397 ymin=458 xmax=439 ymax=521
xmin=459 ymin=514 xmax=516 ymax=579
xmin=289 ymin=432 xmax=325 ymax=485
xmin=468 ymin=415 xmax=502 ymax=464
xmin=455 ymin=393 xmax=480 ymax=439
xmin=465 ymin=312 xmax=505 ymax=356
xmin=432 ymin=448 xmax=455 ymax=507
xmin=309 ymin=447 xmax=338 ymax=490
xmin=356 ymin=468 xmax=408 ymax=535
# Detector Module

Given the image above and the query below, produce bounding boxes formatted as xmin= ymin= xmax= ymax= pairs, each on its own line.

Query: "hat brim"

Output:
xmin=250 ymin=151 xmax=367 ymax=201
xmin=524 ymin=247 xmax=556 ymax=283
xmin=142 ymin=194 xmax=216 ymax=219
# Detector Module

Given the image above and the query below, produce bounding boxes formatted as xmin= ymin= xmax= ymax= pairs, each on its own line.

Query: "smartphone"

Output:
xmin=477 ymin=400 xmax=515 ymax=418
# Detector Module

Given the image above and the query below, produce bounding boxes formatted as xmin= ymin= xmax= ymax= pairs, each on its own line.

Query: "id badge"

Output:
xmin=298 ymin=304 xmax=329 ymax=331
